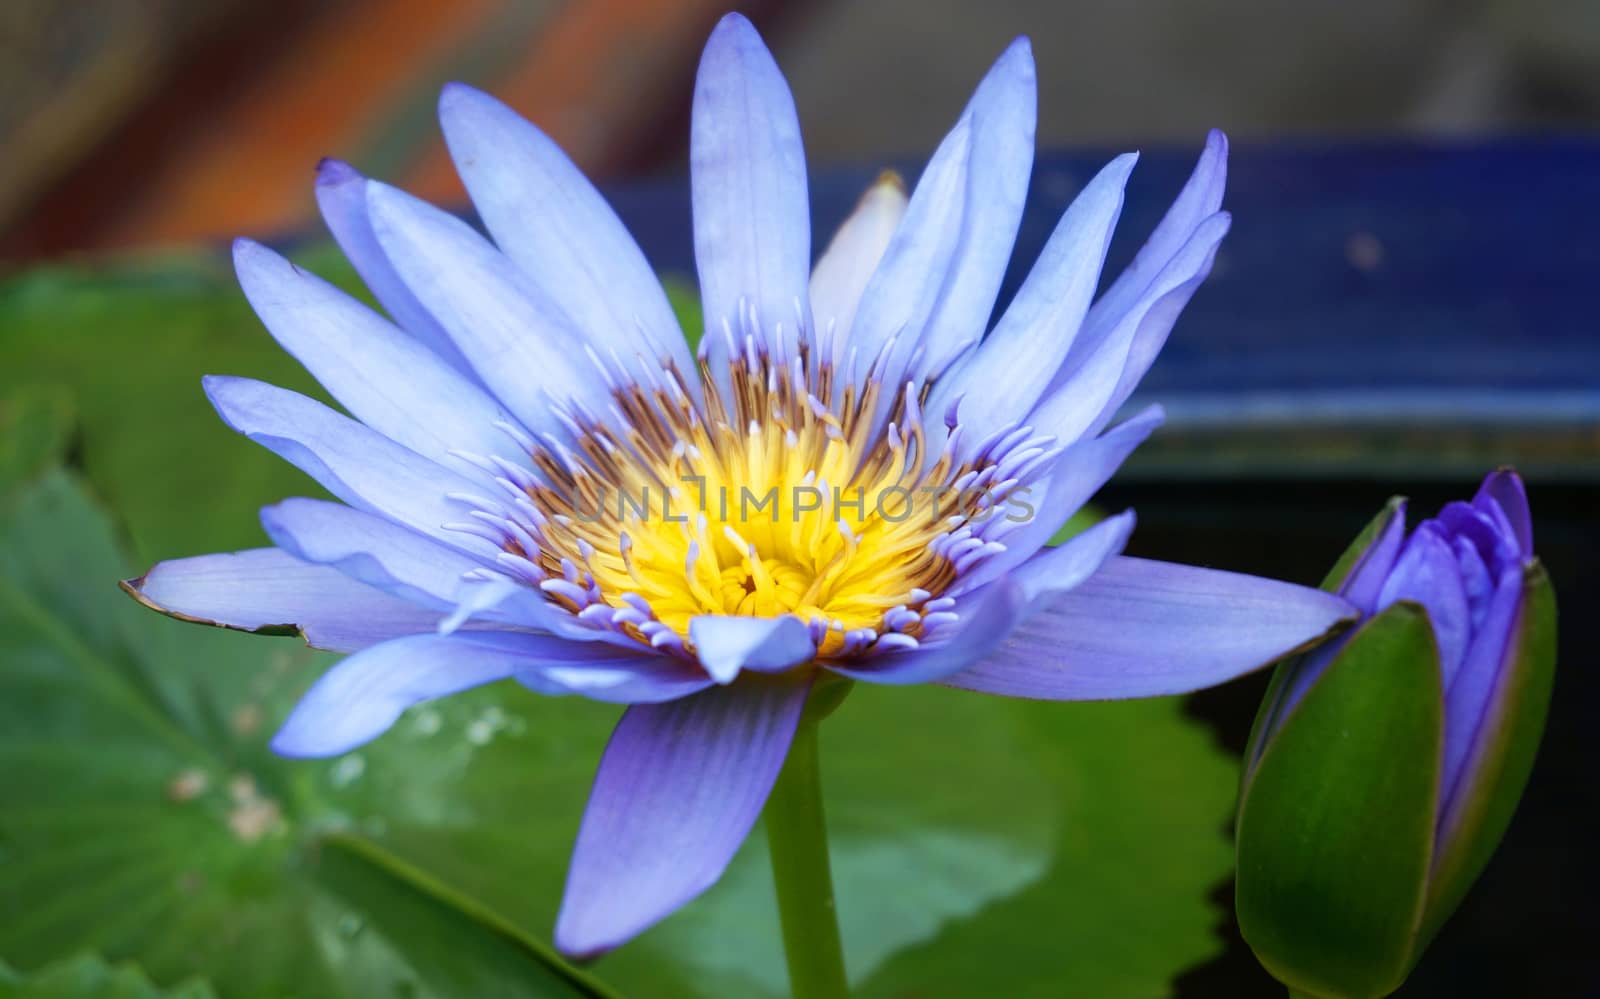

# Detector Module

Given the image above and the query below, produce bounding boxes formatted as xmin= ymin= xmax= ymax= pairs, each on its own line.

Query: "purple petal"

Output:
xmin=689 ymin=615 xmax=815 ymax=683
xmin=827 ymin=581 xmax=1026 ymax=686
xmin=692 ymin=13 xmax=812 ymax=371
xmin=314 ymin=159 xmax=473 ymax=374
xmin=258 ymin=499 xmax=554 ymax=631
xmin=1437 ymin=500 xmax=1522 ymax=586
xmin=202 ymin=376 xmax=497 ymax=559
xmin=323 ymin=629 xmax=706 ymax=705
xmin=1029 ymin=131 xmax=1228 ymax=439
xmin=1033 ymin=407 xmax=1165 ymax=527
xmin=1079 ymin=128 xmax=1229 ymax=354
xmin=1091 ymin=212 xmax=1233 ymax=434
xmin=438 ymin=84 xmax=695 ymax=378
xmin=1266 ymin=501 xmax=1410 ymax=723
xmin=555 ymin=674 xmax=811 ymax=957
xmin=1472 ymin=468 xmax=1533 ymax=559
xmin=1030 ymin=211 xmax=1230 ymax=443
xmin=953 ymin=405 xmax=1164 ymax=594
xmin=943 ymin=555 xmax=1353 ymax=700
xmin=364 ymin=180 xmax=608 ymax=432
xmin=1452 ymin=532 xmax=1495 ymax=629
xmin=1340 ymin=501 xmax=1411 ymax=612
xmin=1009 ymin=509 xmax=1136 ymax=603
xmin=847 ymin=37 xmax=1036 ymax=391
xmin=272 ymin=632 xmax=526 ymax=756
xmin=1377 ymin=525 xmax=1472 ymax=681
xmin=932 ymin=152 xmax=1135 ymax=445
xmin=809 ymin=172 xmax=908 ymax=363
xmin=520 ymin=664 xmax=714 ymax=705
xmin=447 ymin=575 xmax=641 ymax=649
xmin=123 ymin=548 xmax=442 ymax=653
xmin=232 ymin=239 xmax=526 ymax=476
xmin=1438 ymin=564 xmax=1525 ymax=825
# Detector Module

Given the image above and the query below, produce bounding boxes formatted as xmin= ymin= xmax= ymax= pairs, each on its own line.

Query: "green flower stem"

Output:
xmin=766 ymin=698 xmax=849 ymax=999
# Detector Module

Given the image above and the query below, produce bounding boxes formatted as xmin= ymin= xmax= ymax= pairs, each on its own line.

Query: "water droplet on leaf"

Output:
xmin=330 ymin=754 xmax=366 ymax=788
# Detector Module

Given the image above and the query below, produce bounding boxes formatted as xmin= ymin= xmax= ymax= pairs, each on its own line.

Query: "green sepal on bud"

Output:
xmin=1236 ymin=493 xmax=1557 ymax=999
xmin=1237 ymin=600 xmax=1441 ymax=998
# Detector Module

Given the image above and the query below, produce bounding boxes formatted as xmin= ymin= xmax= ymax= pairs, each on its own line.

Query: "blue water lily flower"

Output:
xmin=125 ymin=13 xmax=1352 ymax=957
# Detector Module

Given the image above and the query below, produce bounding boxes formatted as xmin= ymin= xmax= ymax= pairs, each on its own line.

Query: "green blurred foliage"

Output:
xmin=0 ymin=463 xmax=609 ymax=997
xmin=0 ymin=255 xmax=1241 ymax=996
xmin=0 ymin=952 xmax=215 ymax=999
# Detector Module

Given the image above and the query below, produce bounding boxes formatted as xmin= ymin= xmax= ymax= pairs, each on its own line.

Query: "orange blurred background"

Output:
xmin=3 ymin=0 xmax=780 ymax=261
xmin=6 ymin=0 xmax=1600 ymax=264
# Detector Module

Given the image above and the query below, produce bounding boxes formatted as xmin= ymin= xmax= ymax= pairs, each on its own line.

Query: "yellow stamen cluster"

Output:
xmin=522 ymin=348 xmax=997 ymax=658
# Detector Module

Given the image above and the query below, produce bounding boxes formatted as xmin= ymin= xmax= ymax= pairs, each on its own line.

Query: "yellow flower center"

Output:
xmin=515 ymin=345 xmax=1030 ymax=659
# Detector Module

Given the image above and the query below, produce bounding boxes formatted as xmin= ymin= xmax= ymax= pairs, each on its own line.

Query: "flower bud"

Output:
xmin=1236 ymin=469 xmax=1556 ymax=999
